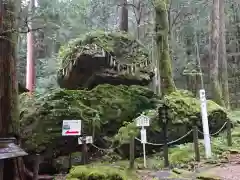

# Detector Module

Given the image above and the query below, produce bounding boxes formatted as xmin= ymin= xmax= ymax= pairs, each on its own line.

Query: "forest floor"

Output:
xmin=54 ymin=111 xmax=240 ymax=180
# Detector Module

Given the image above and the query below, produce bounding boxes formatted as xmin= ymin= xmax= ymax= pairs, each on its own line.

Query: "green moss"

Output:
xmin=20 ymin=86 xmax=227 ymax=154
xmin=197 ymin=172 xmax=221 ymax=180
xmin=155 ymin=0 xmax=176 ymax=94
xmin=20 ymin=84 xmax=157 ymax=152
xmin=164 ymin=90 xmax=226 ymax=124
xmin=66 ymin=165 xmax=131 ymax=180
xmin=58 ymin=30 xmax=149 ymax=69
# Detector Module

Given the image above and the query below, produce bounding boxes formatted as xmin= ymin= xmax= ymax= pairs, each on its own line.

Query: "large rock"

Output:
xmin=20 ymin=86 xmax=227 ymax=158
xmin=57 ymin=31 xmax=154 ymax=89
xmin=20 ymin=84 xmax=157 ymax=156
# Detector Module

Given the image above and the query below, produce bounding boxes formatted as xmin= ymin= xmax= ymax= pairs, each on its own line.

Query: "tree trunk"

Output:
xmin=209 ymin=0 xmax=224 ymax=106
xmin=120 ymin=0 xmax=128 ymax=32
xmin=154 ymin=0 xmax=176 ymax=95
xmin=26 ymin=0 xmax=35 ymax=93
xmin=0 ymin=0 xmax=19 ymax=179
xmin=219 ymin=0 xmax=230 ymax=109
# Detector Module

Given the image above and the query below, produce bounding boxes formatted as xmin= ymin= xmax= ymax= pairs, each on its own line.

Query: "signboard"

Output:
xmin=78 ymin=136 xmax=93 ymax=144
xmin=140 ymin=128 xmax=147 ymax=144
xmin=199 ymin=89 xmax=206 ymax=101
xmin=62 ymin=120 xmax=81 ymax=136
xmin=136 ymin=115 xmax=150 ymax=127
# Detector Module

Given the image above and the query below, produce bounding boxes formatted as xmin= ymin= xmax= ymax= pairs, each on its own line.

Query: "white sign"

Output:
xmin=62 ymin=120 xmax=81 ymax=136
xmin=78 ymin=136 xmax=93 ymax=144
xmin=136 ymin=115 xmax=150 ymax=127
xmin=199 ymin=89 xmax=206 ymax=101
xmin=199 ymin=90 xmax=212 ymax=158
xmin=140 ymin=128 xmax=147 ymax=144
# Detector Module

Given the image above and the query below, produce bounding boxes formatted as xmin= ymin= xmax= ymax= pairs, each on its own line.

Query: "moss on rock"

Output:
xmin=20 ymin=84 xmax=157 ymax=153
xmin=20 ymin=86 xmax=227 ymax=157
xmin=57 ymin=30 xmax=153 ymax=89
xmin=66 ymin=165 xmax=128 ymax=180
xmin=58 ymin=30 xmax=149 ymax=69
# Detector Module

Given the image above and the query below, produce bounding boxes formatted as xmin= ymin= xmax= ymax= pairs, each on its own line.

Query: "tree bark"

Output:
xmin=154 ymin=0 xmax=176 ymax=95
xmin=219 ymin=0 xmax=230 ymax=109
xmin=120 ymin=0 xmax=128 ymax=32
xmin=0 ymin=0 xmax=19 ymax=179
xmin=209 ymin=0 xmax=224 ymax=106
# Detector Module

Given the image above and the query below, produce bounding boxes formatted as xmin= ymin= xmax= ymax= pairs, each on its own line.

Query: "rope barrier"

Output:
xmin=135 ymin=129 xmax=193 ymax=146
xmin=198 ymin=121 xmax=227 ymax=136
xmin=90 ymin=143 xmax=121 ymax=152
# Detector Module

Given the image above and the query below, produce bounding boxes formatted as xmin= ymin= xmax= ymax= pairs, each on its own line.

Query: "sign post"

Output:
xmin=62 ymin=120 xmax=82 ymax=168
xmin=199 ymin=89 xmax=212 ymax=158
xmin=136 ymin=114 xmax=150 ymax=168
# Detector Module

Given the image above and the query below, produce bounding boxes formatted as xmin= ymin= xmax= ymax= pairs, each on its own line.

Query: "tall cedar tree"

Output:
xmin=219 ymin=0 xmax=230 ymax=108
xmin=209 ymin=0 xmax=225 ymax=106
xmin=154 ymin=0 xmax=176 ymax=95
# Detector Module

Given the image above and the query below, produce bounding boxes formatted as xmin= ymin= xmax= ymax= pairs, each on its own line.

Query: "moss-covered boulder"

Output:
xmin=143 ymin=90 xmax=228 ymax=146
xmin=57 ymin=30 xmax=153 ymax=89
xmin=20 ymin=84 xmax=157 ymax=155
xmin=66 ymin=165 xmax=128 ymax=180
xmin=20 ymin=86 xmax=227 ymax=158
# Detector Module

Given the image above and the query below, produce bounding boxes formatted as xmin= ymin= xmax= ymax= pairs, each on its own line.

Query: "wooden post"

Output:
xmin=0 ymin=160 xmax=4 ymax=180
xmin=163 ymin=119 xmax=169 ymax=168
xmin=68 ymin=153 xmax=72 ymax=169
xmin=227 ymin=118 xmax=232 ymax=146
xmin=33 ymin=154 xmax=40 ymax=180
xmin=129 ymin=137 xmax=135 ymax=169
xmin=160 ymin=105 xmax=169 ymax=168
xmin=81 ymin=135 xmax=88 ymax=165
xmin=193 ymin=118 xmax=200 ymax=161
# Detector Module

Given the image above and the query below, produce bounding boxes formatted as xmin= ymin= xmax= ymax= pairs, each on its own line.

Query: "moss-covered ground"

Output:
xmin=66 ymin=111 xmax=240 ymax=179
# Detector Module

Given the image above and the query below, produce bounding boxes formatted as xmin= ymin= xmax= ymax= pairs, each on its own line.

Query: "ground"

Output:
xmin=59 ymin=110 xmax=240 ymax=180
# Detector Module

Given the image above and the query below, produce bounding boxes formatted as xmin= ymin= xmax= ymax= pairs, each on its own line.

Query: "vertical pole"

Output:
xmin=199 ymin=89 xmax=212 ymax=158
xmin=227 ymin=118 xmax=232 ymax=146
xmin=33 ymin=154 xmax=40 ymax=180
xmin=142 ymin=126 xmax=147 ymax=168
xmin=129 ymin=136 xmax=135 ymax=169
xmin=0 ymin=160 xmax=4 ymax=180
xmin=163 ymin=119 xmax=169 ymax=168
xmin=68 ymin=153 xmax=72 ymax=169
xmin=193 ymin=118 xmax=200 ymax=162
xmin=81 ymin=135 xmax=88 ymax=165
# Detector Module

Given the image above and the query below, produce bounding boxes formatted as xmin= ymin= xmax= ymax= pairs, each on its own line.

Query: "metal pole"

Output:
xmin=143 ymin=142 xmax=146 ymax=168
xmin=142 ymin=126 xmax=147 ymax=168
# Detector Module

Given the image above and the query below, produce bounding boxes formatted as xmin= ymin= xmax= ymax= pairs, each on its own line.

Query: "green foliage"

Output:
xmin=114 ymin=122 xmax=139 ymax=144
xmin=66 ymin=165 xmax=128 ymax=180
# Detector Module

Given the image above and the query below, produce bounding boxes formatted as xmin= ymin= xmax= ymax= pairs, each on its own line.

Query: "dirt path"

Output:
xmin=202 ymin=154 xmax=240 ymax=180
xmin=138 ymin=154 xmax=240 ymax=179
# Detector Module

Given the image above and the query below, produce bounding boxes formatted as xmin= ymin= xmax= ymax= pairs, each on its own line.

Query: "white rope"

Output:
xmin=198 ymin=121 xmax=228 ymax=136
xmin=135 ymin=130 xmax=193 ymax=146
